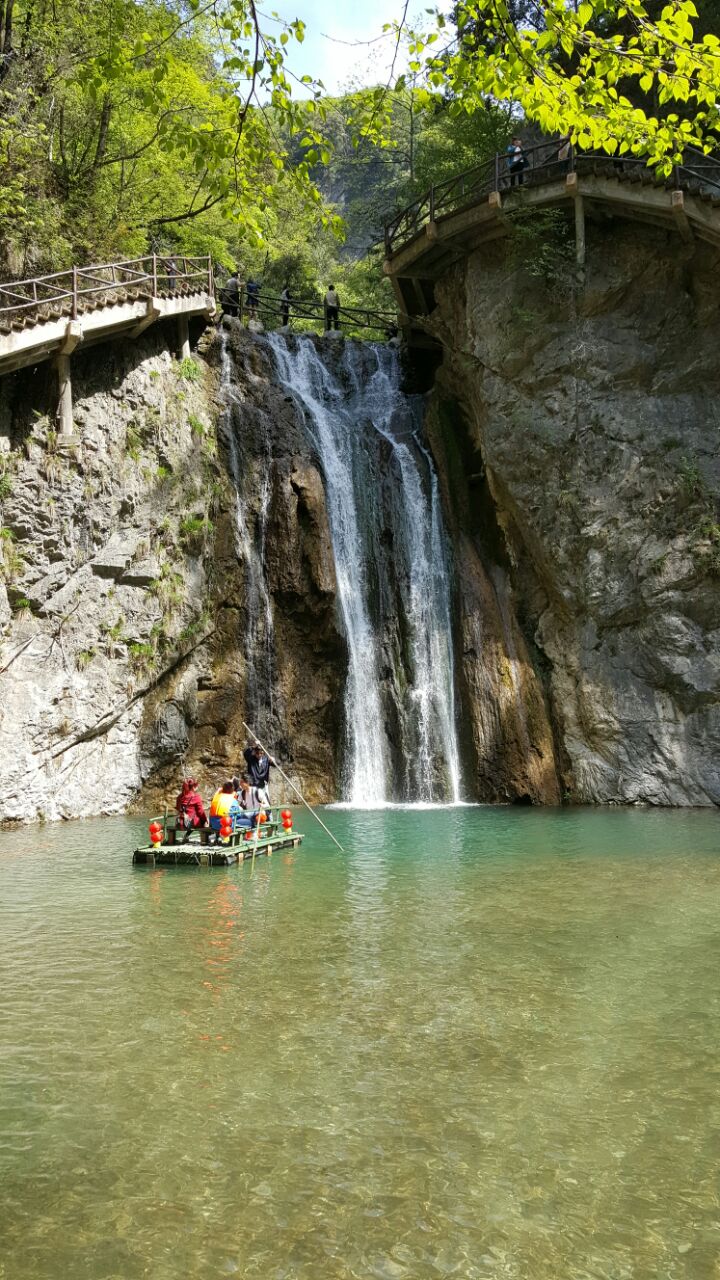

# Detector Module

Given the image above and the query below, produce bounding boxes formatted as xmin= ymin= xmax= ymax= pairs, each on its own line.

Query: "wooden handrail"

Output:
xmin=0 ymin=254 xmax=213 ymax=321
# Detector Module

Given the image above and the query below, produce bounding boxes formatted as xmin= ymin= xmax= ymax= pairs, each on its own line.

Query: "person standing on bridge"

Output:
xmin=280 ymin=283 xmax=292 ymax=327
xmin=324 ymin=284 xmax=340 ymax=331
xmin=506 ymin=137 xmax=528 ymax=187
xmin=220 ymin=270 xmax=240 ymax=318
xmin=246 ymin=279 xmax=260 ymax=319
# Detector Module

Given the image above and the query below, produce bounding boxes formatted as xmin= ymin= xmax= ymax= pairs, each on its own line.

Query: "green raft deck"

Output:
xmin=133 ymin=815 xmax=304 ymax=867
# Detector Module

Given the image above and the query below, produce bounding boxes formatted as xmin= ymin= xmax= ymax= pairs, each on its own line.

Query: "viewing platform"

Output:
xmin=383 ymin=140 xmax=720 ymax=341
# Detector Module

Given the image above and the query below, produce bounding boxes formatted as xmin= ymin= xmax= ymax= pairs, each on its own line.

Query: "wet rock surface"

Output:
xmin=0 ymin=322 xmax=343 ymax=823
xmin=427 ymin=220 xmax=720 ymax=805
xmin=4 ymin=225 xmax=719 ymax=826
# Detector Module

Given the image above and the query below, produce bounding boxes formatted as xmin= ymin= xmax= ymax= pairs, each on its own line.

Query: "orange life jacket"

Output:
xmin=210 ymin=789 xmax=236 ymax=819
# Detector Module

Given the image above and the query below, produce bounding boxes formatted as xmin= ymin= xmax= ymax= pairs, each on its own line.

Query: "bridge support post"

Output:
xmin=574 ymin=194 xmax=586 ymax=272
xmin=671 ymin=190 xmax=693 ymax=244
xmin=55 ymin=354 xmax=74 ymax=436
xmin=567 ymin=173 xmax=586 ymax=279
xmin=178 ymin=314 xmax=191 ymax=360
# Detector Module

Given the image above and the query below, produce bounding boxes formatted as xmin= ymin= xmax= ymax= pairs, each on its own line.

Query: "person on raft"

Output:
xmin=209 ymin=780 xmax=251 ymax=835
xmin=233 ymin=775 xmax=250 ymax=805
xmin=176 ymin=778 xmax=207 ymax=829
xmin=243 ymin=743 xmax=275 ymax=791
xmin=245 ymin=782 xmax=271 ymax=820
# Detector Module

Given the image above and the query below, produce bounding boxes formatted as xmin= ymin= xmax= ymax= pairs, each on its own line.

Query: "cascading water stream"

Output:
xmin=219 ymin=331 xmax=276 ymax=731
xmin=268 ymin=335 xmax=386 ymax=805
xmin=351 ymin=351 xmax=462 ymax=804
xmin=268 ymin=334 xmax=462 ymax=806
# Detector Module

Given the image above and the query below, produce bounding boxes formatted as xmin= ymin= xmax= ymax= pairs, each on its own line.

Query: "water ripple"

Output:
xmin=0 ymin=809 xmax=719 ymax=1278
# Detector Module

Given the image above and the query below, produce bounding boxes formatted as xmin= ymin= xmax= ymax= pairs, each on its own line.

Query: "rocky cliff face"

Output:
xmin=424 ymin=219 xmax=720 ymax=805
xmin=4 ymin=219 xmax=718 ymax=826
xmin=421 ymin=359 xmax=560 ymax=806
xmin=0 ymin=323 xmax=343 ymax=823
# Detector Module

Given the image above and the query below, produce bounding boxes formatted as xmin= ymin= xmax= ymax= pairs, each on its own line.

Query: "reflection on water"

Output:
xmin=1 ymin=808 xmax=719 ymax=1279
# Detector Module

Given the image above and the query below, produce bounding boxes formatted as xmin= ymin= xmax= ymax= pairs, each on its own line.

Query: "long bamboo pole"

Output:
xmin=251 ymin=814 xmax=259 ymax=874
xmin=241 ymin=720 xmax=344 ymax=852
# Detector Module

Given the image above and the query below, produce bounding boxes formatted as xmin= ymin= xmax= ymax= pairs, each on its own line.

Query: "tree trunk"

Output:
xmin=0 ymin=0 xmax=15 ymax=79
xmin=92 ymin=95 xmax=112 ymax=171
xmin=0 ymin=0 xmax=14 ymax=53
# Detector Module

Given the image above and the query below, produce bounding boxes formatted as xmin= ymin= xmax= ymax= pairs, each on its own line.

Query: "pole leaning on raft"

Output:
xmin=241 ymin=721 xmax=344 ymax=852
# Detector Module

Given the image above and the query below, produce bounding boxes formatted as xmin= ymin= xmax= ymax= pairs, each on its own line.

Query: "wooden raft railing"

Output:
xmin=0 ymin=254 xmax=214 ymax=331
xmin=384 ymin=138 xmax=720 ymax=256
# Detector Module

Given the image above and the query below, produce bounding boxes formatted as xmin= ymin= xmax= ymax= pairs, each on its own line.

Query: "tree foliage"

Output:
xmin=0 ymin=0 xmax=342 ymax=272
xmin=2 ymin=0 xmax=720 ymax=287
xmin=404 ymin=0 xmax=720 ymax=172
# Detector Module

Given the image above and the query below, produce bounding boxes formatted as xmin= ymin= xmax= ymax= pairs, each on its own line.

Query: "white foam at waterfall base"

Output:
xmin=268 ymin=333 xmax=463 ymax=807
xmin=329 ymin=800 xmax=479 ymax=811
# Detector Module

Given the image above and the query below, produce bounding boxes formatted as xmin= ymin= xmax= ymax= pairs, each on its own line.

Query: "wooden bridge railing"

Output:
xmin=0 ymin=252 xmax=396 ymax=339
xmin=0 ymin=254 xmax=214 ymax=326
xmin=384 ymin=138 xmax=720 ymax=256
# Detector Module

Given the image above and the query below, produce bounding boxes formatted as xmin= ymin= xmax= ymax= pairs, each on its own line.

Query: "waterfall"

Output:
xmin=267 ymin=335 xmax=462 ymax=806
xmin=219 ymin=331 xmax=276 ymax=734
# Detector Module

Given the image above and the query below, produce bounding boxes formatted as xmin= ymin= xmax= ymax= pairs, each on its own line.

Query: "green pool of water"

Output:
xmin=1 ymin=807 xmax=719 ymax=1279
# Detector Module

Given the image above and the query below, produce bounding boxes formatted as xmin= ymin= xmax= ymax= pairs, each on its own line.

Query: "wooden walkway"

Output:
xmin=0 ymin=254 xmax=398 ymax=388
xmin=383 ymin=139 xmax=720 ymax=337
xmin=0 ymin=255 xmax=216 ymax=380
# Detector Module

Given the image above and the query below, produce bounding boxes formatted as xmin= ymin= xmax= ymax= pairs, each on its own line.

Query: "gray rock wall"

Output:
xmin=0 ymin=323 xmax=344 ymax=824
xmin=426 ymin=219 xmax=720 ymax=805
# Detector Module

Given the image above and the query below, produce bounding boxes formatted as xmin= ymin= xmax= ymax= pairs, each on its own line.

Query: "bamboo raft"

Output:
xmin=133 ymin=813 xmax=303 ymax=867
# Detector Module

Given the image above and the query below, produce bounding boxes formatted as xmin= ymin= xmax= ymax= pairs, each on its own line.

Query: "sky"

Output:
xmin=267 ymin=1 xmax=453 ymax=95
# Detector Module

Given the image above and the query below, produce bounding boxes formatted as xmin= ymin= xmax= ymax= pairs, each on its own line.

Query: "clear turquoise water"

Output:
xmin=1 ymin=807 xmax=719 ymax=1279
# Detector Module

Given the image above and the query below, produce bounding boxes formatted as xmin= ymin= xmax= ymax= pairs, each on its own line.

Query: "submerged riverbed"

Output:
xmin=1 ymin=807 xmax=719 ymax=1279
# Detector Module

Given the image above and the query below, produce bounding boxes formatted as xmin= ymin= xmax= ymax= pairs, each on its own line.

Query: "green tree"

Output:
xmin=409 ymin=0 xmax=720 ymax=170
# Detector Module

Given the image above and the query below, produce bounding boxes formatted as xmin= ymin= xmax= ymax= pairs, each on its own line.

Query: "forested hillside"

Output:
xmin=2 ymin=0 xmax=720 ymax=310
xmin=0 ymin=0 xmax=515 ymax=310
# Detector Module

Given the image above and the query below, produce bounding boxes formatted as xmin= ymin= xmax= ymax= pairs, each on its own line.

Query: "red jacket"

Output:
xmin=176 ymin=789 xmax=207 ymax=827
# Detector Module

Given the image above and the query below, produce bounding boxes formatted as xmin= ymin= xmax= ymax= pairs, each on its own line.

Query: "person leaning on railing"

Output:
xmin=246 ymin=278 xmax=260 ymax=318
xmin=506 ymin=137 xmax=528 ymax=187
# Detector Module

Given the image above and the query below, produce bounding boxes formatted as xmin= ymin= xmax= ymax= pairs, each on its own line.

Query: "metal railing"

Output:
xmin=0 ymin=254 xmax=214 ymax=326
xmin=219 ymin=285 xmax=397 ymax=336
xmin=384 ymin=138 xmax=720 ymax=256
